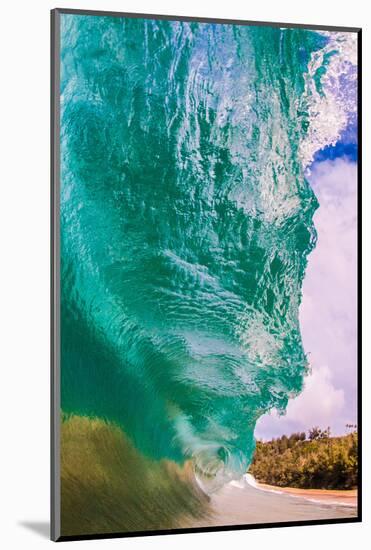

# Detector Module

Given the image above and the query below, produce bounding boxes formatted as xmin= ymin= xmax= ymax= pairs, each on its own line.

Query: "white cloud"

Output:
xmin=255 ymin=365 xmax=345 ymax=439
xmin=255 ymin=158 xmax=357 ymax=440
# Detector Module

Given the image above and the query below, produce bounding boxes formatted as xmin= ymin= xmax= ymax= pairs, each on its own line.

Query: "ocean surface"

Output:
xmin=60 ymin=14 xmax=357 ymax=495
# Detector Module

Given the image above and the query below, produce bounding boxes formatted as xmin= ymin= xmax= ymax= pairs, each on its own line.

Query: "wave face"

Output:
xmin=60 ymin=16 xmax=333 ymax=490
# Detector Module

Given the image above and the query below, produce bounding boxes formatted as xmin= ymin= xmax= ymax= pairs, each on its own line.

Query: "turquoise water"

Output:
xmin=60 ymin=15 xmax=337 ymax=490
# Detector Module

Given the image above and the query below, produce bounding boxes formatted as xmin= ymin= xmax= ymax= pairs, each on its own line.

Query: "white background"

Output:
xmin=0 ymin=0 xmax=369 ymax=548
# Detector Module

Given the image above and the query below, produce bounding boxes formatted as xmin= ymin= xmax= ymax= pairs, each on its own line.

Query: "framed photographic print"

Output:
xmin=51 ymin=8 xmax=361 ymax=541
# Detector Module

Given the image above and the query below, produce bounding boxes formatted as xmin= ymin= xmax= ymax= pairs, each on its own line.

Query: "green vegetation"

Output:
xmin=249 ymin=426 xmax=358 ymax=490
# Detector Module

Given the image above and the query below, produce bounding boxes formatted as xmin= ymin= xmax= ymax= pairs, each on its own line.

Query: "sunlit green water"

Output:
xmin=60 ymin=15 xmax=325 ymax=489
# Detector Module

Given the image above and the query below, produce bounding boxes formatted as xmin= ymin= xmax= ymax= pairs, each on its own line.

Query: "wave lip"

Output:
xmin=300 ymin=31 xmax=357 ymax=168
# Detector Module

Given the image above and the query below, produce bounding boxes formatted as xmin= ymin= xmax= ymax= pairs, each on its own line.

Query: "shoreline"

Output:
xmin=203 ymin=476 xmax=358 ymax=528
xmin=256 ymin=482 xmax=357 ymax=507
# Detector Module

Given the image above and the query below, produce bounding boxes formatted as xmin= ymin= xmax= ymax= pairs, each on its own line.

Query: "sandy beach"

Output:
xmin=256 ymin=482 xmax=357 ymax=507
xmin=194 ymin=475 xmax=358 ymax=528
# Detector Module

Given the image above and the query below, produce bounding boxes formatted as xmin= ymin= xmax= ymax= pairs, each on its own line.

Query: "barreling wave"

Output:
xmin=60 ymin=15 xmax=356 ymax=494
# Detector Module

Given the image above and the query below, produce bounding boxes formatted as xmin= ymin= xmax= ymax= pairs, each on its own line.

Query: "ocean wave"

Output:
xmin=60 ymin=15 xmax=356 ymax=492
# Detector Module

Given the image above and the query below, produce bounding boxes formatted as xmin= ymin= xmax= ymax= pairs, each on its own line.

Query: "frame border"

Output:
xmin=51 ymin=8 xmax=362 ymax=542
xmin=51 ymin=7 xmax=61 ymax=543
xmin=53 ymin=7 xmax=361 ymax=32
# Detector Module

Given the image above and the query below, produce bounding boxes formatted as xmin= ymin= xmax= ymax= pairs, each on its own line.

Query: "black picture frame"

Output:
xmin=51 ymin=8 xmax=362 ymax=542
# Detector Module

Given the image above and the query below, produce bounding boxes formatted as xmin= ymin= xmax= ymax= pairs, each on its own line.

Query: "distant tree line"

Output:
xmin=249 ymin=426 xmax=358 ymax=490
